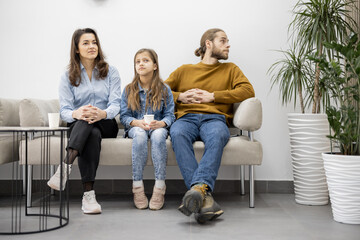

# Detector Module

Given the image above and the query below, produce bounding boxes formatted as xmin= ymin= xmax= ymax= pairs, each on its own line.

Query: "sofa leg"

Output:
xmin=240 ymin=165 xmax=245 ymax=195
xmin=27 ymin=165 xmax=33 ymax=208
xmin=249 ymin=165 xmax=255 ymax=208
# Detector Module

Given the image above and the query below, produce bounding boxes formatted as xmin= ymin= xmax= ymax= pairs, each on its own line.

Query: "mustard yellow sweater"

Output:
xmin=165 ymin=62 xmax=255 ymax=124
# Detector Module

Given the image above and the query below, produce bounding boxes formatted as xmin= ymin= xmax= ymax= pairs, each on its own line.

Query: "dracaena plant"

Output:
xmin=269 ymin=0 xmax=357 ymax=113
xmin=310 ymin=33 xmax=360 ymax=155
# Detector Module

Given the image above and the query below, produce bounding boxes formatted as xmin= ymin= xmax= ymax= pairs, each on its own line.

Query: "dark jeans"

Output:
xmin=170 ymin=114 xmax=230 ymax=191
xmin=67 ymin=119 xmax=118 ymax=183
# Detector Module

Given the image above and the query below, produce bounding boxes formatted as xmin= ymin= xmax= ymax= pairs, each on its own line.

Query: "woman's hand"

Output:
xmin=130 ymin=119 xmax=150 ymax=131
xmin=148 ymin=120 xmax=166 ymax=130
xmin=72 ymin=105 xmax=107 ymax=124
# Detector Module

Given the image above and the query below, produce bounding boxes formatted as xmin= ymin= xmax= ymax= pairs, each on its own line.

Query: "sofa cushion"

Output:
xmin=19 ymin=99 xmax=63 ymax=127
xmin=19 ymin=136 xmax=263 ymax=166
xmin=0 ymin=136 xmax=19 ymax=164
xmin=0 ymin=98 xmax=20 ymax=126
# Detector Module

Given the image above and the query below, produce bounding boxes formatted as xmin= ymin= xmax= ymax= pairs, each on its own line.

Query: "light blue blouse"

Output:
xmin=120 ymin=83 xmax=175 ymax=131
xmin=59 ymin=63 xmax=121 ymax=123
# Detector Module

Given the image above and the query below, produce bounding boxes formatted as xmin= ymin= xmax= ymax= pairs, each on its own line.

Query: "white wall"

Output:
xmin=0 ymin=0 xmax=300 ymax=180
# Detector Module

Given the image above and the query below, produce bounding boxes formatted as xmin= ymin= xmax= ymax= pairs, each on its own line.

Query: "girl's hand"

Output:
xmin=148 ymin=120 xmax=166 ymax=130
xmin=130 ymin=119 xmax=150 ymax=131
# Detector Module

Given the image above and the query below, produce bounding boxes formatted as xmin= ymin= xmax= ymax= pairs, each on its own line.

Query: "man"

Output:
xmin=165 ymin=28 xmax=254 ymax=223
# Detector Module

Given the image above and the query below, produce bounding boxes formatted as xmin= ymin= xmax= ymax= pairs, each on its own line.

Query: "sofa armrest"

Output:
xmin=19 ymin=99 xmax=63 ymax=127
xmin=233 ymin=97 xmax=262 ymax=131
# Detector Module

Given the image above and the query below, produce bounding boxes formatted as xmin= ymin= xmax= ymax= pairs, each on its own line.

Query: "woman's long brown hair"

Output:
xmin=68 ymin=28 xmax=109 ymax=86
xmin=125 ymin=48 xmax=168 ymax=111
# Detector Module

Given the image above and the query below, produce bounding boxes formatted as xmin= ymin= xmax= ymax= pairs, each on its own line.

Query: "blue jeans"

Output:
xmin=128 ymin=127 xmax=168 ymax=181
xmin=170 ymin=114 xmax=230 ymax=191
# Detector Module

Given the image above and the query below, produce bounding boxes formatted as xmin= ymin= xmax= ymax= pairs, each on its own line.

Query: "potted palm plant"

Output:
xmin=312 ymin=33 xmax=360 ymax=224
xmin=268 ymin=0 xmax=356 ymax=205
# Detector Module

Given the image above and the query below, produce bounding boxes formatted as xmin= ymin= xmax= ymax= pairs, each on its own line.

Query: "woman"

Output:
xmin=47 ymin=28 xmax=121 ymax=214
xmin=120 ymin=49 xmax=175 ymax=210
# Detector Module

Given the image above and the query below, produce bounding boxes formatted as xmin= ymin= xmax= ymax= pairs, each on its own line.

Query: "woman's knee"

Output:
xmin=89 ymin=127 xmax=101 ymax=140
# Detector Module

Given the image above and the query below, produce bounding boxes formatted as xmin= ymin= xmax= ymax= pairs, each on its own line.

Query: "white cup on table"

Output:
xmin=48 ymin=113 xmax=60 ymax=128
xmin=144 ymin=114 xmax=154 ymax=124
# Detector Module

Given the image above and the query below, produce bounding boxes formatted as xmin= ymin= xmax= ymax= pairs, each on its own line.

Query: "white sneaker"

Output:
xmin=47 ymin=163 xmax=72 ymax=191
xmin=82 ymin=190 xmax=102 ymax=214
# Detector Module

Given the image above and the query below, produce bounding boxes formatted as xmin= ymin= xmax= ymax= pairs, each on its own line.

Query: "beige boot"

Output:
xmin=132 ymin=185 xmax=148 ymax=209
xmin=149 ymin=186 xmax=166 ymax=210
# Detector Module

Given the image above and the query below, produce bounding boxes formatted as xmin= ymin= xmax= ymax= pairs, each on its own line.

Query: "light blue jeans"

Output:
xmin=128 ymin=127 xmax=168 ymax=181
xmin=170 ymin=114 xmax=230 ymax=191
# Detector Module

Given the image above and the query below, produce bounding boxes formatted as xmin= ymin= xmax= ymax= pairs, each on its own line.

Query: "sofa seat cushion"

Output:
xmin=19 ymin=136 xmax=262 ymax=166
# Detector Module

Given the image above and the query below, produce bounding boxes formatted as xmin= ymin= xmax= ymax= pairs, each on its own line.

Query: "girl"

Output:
xmin=47 ymin=28 xmax=121 ymax=214
xmin=120 ymin=49 xmax=175 ymax=210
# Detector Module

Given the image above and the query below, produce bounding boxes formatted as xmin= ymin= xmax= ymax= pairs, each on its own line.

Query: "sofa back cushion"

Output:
xmin=0 ymin=98 xmax=21 ymax=126
xmin=19 ymin=99 xmax=63 ymax=127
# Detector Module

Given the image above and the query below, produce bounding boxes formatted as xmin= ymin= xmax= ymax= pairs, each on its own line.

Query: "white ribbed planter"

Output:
xmin=288 ymin=113 xmax=330 ymax=205
xmin=322 ymin=153 xmax=360 ymax=224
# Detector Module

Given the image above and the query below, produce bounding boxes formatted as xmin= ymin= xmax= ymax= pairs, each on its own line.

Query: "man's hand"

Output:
xmin=130 ymin=119 xmax=150 ymax=131
xmin=148 ymin=120 xmax=166 ymax=130
xmin=177 ymin=89 xmax=214 ymax=104
xmin=192 ymin=89 xmax=215 ymax=103
xmin=177 ymin=89 xmax=200 ymax=104
xmin=72 ymin=105 xmax=107 ymax=124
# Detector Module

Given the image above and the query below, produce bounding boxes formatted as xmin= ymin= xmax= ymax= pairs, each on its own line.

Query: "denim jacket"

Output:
xmin=120 ymin=83 xmax=175 ymax=134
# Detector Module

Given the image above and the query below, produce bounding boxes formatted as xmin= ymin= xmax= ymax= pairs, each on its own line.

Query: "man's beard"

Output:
xmin=211 ymin=47 xmax=229 ymax=60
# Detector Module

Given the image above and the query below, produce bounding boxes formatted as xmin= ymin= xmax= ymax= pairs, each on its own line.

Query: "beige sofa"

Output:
xmin=0 ymin=97 xmax=263 ymax=207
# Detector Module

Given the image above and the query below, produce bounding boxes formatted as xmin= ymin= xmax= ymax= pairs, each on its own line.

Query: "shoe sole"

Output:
xmin=81 ymin=207 xmax=102 ymax=214
xmin=178 ymin=193 xmax=203 ymax=216
xmin=178 ymin=204 xmax=192 ymax=216
xmin=149 ymin=207 xmax=163 ymax=210
xmin=195 ymin=210 xmax=224 ymax=224
xmin=135 ymin=205 xmax=148 ymax=210
xmin=47 ymin=181 xmax=61 ymax=191
xmin=149 ymin=203 xmax=164 ymax=210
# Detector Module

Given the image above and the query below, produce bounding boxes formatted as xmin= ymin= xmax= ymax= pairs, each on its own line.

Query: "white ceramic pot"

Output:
xmin=322 ymin=153 xmax=360 ymax=224
xmin=288 ymin=113 xmax=330 ymax=205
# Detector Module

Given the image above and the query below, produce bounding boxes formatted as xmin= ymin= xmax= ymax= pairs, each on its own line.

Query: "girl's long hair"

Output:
xmin=68 ymin=28 xmax=109 ymax=86
xmin=125 ymin=48 xmax=168 ymax=111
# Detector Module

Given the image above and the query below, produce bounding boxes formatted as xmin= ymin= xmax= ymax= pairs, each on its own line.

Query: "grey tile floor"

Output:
xmin=1 ymin=193 xmax=359 ymax=240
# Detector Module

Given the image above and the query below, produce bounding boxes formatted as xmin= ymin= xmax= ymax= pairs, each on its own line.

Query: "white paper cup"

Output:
xmin=144 ymin=114 xmax=154 ymax=124
xmin=48 ymin=113 xmax=60 ymax=128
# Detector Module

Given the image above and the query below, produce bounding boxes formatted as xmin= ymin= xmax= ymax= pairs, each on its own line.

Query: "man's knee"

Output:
xmin=170 ymin=122 xmax=187 ymax=139
xmin=215 ymin=127 xmax=230 ymax=141
xmin=204 ymin=126 xmax=230 ymax=145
